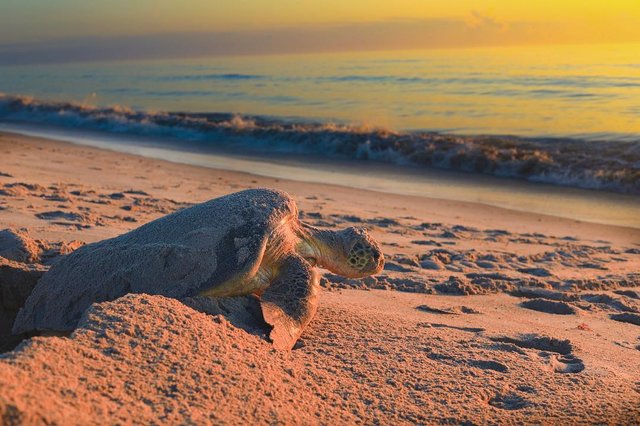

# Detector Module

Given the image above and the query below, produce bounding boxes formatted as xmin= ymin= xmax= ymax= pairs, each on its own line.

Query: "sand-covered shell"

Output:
xmin=13 ymin=189 xmax=298 ymax=334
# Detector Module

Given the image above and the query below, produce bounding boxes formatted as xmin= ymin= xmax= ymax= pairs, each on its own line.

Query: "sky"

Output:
xmin=1 ymin=0 xmax=640 ymax=64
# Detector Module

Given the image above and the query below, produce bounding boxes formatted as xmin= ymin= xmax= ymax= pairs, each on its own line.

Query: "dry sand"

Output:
xmin=0 ymin=132 xmax=639 ymax=424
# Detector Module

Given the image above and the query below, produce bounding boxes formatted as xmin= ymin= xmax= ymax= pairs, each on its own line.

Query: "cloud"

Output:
xmin=467 ymin=10 xmax=508 ymax=31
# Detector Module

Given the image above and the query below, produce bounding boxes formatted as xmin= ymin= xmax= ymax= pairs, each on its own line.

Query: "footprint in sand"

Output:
xmin=425 ymin=349 xmax=508 ymax=373
xmin=469 ymin=360 xmax=509 ymax=373
xmin=610 ymin=313 xmax=640 ymax=326
xmin=490 ymin=334 xmax=572 ymax=354
xmin=613 ymin=289 xmax=640 ymax=300
xmin=510 ymin=287 xmax=575 ymax=301
xmin=35 ymin=211 xmax=84 ymax=221
xmin=517 ymin=267 xmax=552 ymax=277
xmin=489 ymin=334 xmax=585 ymax=374
xmin=580 ymin=294 xmax=639 ymax=313
xmin=520 ymin=299 xmax=578 ymax=315
xmin=488 ymin=392 xmax=530 ymax=410
xmin=545 ymin=353 xmax=586 ymax=373
xmin=384 ymin=261 xmax=414 ymax=273
xmin=416 ymin=304 xmax=481 ymax=315
xmin=34 ymin=210 xmax=106 ymax=229
xmin=418 ymin=323 xmax=485 ymax=333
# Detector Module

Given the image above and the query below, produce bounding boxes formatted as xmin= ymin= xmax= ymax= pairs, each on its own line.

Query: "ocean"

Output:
xmin=0 ymin=43 xmax=639 ymax=224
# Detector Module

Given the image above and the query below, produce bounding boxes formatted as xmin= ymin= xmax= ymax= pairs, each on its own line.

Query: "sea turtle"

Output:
xmin=13 ymin=188 xmax=384 ymax=349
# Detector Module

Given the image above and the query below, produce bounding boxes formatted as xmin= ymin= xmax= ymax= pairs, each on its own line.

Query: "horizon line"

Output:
xmin=2 ymin=18 xmax=639 ymax=66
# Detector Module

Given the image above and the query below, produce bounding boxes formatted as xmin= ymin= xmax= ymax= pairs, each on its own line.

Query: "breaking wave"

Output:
xmin=1 ymin=94 xmax=638 ymax=194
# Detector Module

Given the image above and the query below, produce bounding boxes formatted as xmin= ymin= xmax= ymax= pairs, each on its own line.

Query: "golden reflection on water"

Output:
xmin=173 ymin=43 xmax=640 ymax=138
xmin=2 ymin=43 xmax=639 ymax=139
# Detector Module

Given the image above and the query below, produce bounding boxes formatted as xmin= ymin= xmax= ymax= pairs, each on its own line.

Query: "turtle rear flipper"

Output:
xmin=260 ymin=255 xmax=319 ymax=350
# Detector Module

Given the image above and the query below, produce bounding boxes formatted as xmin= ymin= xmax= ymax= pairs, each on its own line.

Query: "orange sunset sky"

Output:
xmin=0 ymin=1 xmax=639 ymax=63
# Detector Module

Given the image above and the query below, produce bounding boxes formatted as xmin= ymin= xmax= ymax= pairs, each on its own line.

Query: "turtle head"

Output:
xmin=299 ymin=224 xmax=384 ymax=278
xmin=334 ymin=227 xmax=384 ymax=278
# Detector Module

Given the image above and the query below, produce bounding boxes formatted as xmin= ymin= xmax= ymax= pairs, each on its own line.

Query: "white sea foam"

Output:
xmin=0 ymin=94 xmax=638 ymax=194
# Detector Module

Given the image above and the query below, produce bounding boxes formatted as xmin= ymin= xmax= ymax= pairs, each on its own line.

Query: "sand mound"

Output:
xmin=2 ymin=291 xmax=639 ymax=424
xmin=0 ymin=294 xmax=355 ymax=425
xmin=180 ymin=295 xmax=266 ymax=335
xmin=0 ymin=228 xmax=86 ymax=351
xmin=0 ymin=258 xmax=46 ymax=352
xmin=0 ymin=229 xmax=41 ymax=264
xmin=0 ymin=228 xmax=83 ymax=266
xmin=0 ymin=183 xmax=46 ymax=198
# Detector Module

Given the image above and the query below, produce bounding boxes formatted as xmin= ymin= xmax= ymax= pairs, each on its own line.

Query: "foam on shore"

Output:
xmin=1 ymin=94 xmax=638 ymax=194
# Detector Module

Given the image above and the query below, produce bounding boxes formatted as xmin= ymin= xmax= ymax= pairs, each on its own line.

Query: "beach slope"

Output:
xmin=0 ymin=132 xmax=638 ymax=424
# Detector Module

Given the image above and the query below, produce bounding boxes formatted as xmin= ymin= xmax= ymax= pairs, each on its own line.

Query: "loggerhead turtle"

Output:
xmin=13 ymin=189 xmax=384 ymax=349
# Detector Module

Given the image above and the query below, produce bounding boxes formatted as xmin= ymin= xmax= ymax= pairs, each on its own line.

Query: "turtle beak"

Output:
xmin=371 ymin=246 xmax=384 ymax=274
xmin=366 ymin=242 xmax=384 ymax=275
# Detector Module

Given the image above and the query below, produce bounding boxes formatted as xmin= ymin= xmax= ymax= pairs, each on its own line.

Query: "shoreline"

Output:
xmin=1 ymin=93 xmax=639 ymax=196
xmin=2 ymin=124 xmax=639 ymax=229
xmin=1 ymin=130 xmax=639 ymax=247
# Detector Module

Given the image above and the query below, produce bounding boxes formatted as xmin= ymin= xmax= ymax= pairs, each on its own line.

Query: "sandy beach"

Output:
xmin=0 ymin=131 xmax=639 ymax=424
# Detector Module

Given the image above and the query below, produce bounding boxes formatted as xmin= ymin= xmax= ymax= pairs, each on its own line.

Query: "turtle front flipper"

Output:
xmin=260 ymin=255 xmax=319 ymax=350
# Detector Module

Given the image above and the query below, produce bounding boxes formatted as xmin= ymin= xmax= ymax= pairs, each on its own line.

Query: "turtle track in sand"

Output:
xmin=489 ymin=334 xmax=585 ymax=374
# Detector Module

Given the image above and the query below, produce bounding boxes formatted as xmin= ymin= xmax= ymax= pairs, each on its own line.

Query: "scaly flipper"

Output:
xmin=260 ymin=255 xmax=319 ymax=350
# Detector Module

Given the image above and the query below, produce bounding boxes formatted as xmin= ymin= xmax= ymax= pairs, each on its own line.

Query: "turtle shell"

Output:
xmin=13 ymin=188 xmax=298 ymax=334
